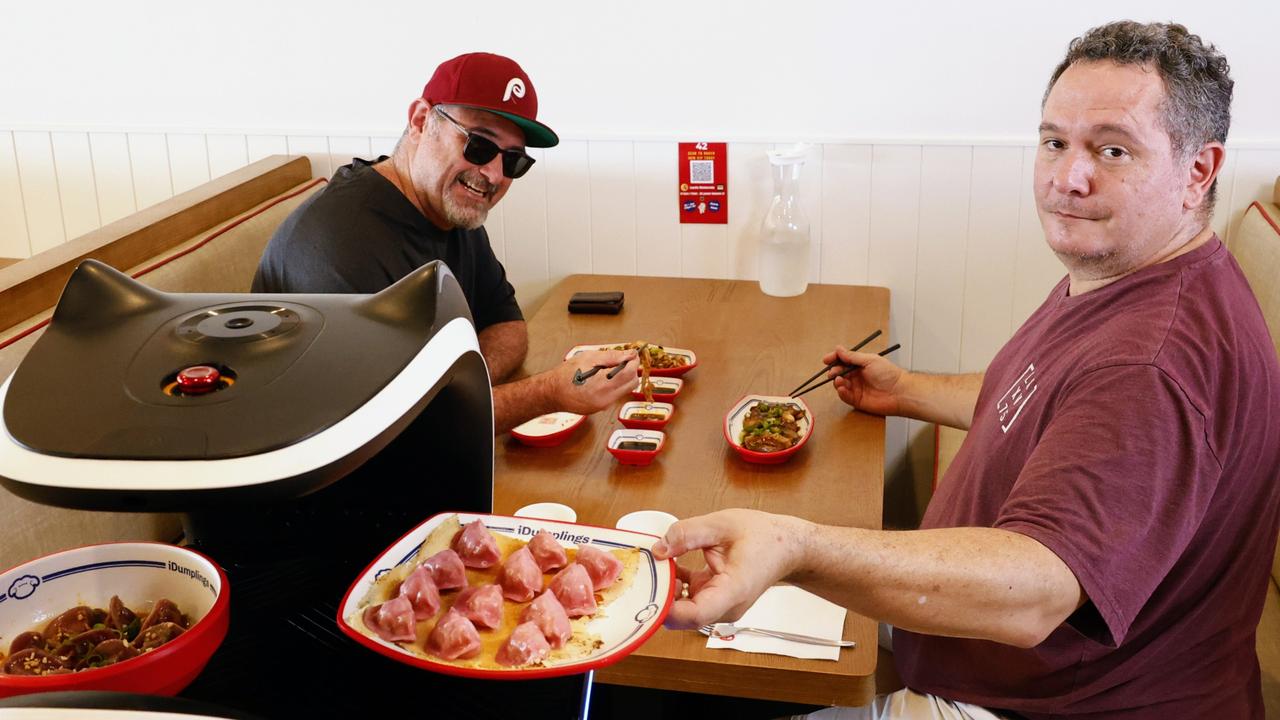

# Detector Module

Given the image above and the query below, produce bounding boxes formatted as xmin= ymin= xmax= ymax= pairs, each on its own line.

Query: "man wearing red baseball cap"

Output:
xmin=253 ymin=52 xmax=636 ymax=433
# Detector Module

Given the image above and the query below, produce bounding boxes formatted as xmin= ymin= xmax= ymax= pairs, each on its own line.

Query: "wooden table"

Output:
xmin=494 ymin=275 xmax=890 ymax=707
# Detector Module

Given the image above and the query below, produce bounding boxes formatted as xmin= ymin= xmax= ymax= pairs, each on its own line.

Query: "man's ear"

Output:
xmin=407 ymin=99 xmax=432 ymax=139
xmin=1184 ymin=142 xmax=1226 ymax=212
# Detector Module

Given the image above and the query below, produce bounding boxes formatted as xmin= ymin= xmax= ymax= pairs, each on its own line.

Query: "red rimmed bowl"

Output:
xmin=629 ymin=377 xmax=683 ymax=402
xmin=606 ymin=429 xmax=666 ymax=466
xmin=0 ymin=542 xmax=229 ymax=699
xmin=564 ymin=344 xmax=698 ymax=378
xmin=723 ymin=395 xmax=814 ymax=465
xmin=617 ymin=401 xmax=675 ymax=431
xmin=510 ymin=412 xmax=586 ymax=447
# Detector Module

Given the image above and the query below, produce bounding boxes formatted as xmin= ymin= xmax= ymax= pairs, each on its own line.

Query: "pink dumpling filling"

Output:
xmin=575 ymin=544 xmax=623 ymax=591
xmin=520 ymin=589 xmax=573 ymax=648
xmin=362 ymin=595 xmax=416 ymax=643
xmin=453 ymin=583 xmax=504 ymax=629
xmin=421 ymin=548 xmax=468 ymax=590
xmin=499 ymin=546 xmax=544 ymax=603
xmin=399 ymin=564 xmax=441 ymax=620
xmin=453 ymin=519 xmax=502 ymax=569
xmin=528 ymin=529 xmax=568 ymax=572
xmin=496 ymin=621 xmax=552 ymax=667
xmin=549 ymin=563 xmax=597 ymax=617
xmin=425 ymin=608 xmax=482 ymax=660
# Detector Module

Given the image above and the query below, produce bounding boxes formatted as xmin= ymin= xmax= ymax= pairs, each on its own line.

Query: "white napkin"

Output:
xmin=704 ymin=585 xmax=848 ymax=661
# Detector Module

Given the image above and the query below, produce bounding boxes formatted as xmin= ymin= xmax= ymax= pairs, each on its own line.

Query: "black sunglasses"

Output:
xmin=434 ymin=107 xmax=536 ymax=179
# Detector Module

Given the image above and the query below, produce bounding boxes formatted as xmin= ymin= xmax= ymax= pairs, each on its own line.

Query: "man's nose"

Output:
xmin=1053 ymin=152 xmax=1092 ymax=196
xmin=477 ymin=153 xmax=506 ymax=185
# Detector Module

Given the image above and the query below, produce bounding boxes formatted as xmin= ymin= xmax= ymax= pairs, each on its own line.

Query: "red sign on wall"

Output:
xmin=678 ymin=142 xmax=727 ymax=224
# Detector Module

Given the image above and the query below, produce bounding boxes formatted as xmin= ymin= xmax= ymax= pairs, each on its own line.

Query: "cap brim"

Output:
xmin=457 ymin=105 xmax=559 ymax=148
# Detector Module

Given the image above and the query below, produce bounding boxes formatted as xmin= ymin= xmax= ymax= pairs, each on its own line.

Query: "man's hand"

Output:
xmin=651 ymin=509 xmax=812 ymax=629
xmin=552 ymin=349 xmax=638 ymax=415
xmin=822 ymin=345 xmax=908 ymax=416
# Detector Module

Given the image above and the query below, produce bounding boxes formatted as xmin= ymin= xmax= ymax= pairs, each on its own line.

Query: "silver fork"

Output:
xmin=698 ymin=622 xmax=856 ymax=648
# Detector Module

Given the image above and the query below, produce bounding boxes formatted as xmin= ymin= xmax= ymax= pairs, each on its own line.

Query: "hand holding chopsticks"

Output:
xmin=790 ymin=337 xmax=902 ymax=399
xmin=788 ymin=330 xmax=882 ymax=397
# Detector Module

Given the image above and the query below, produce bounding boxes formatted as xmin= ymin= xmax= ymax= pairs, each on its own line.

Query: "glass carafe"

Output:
xmin=758 ymin=145 xmax=811 ymax=297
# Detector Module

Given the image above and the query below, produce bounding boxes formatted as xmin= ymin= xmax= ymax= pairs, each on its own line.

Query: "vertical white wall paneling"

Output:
xmin=912 ymin=145 xmax=973 ymax=376
xmin=797 ymin=144 xmax=824 ymax=284
xmin=867 ymin=144 xmax=923 ymax=486
xmin=1225 ymin=148 xmax=1280 ymax=245
xmin=12 ymin=131 xmax=65 ymax=254
xmin=88 ymin=133 xmax=136 ymax=226
xmin=50 ymin=132 xmax=101 ymax=241
xmin=1210 ymin=148 xmax=1237 ymax=245
xmin=501 ymin=147 xmax=552 ymax=309
xmin=127 ymin=133 xmax=173 ymax=212
xmin=818 ymin=144 xmax=873 ymax=286
xmin=587 ymin=141 xmax=636 ymax=275
xmin=958 ymin=146 xmax=1024 ymax=372
xmin=633 ymin=141 xmax=681 ymax=278
xmin=166 ymin=134 xmax=210 ymax=195
xmin=370 ymin=137 xmax=398 ymax=158
xmin=0 ymin=132 xmax=31 ymax=259
xmin=246 ymin=135 xmax=288 ymax=164
xmin=544 ymin=140 xmax=592 ymax=282
xmin=680 ymin=223 xmax=728 ymax=279
xmin=725 ymin=142 xmax=773 ymax=281
xmin=327 ymin=136 xmax=373 ymax=172
xmin=286 ymin=136 xmax=332 ymax=180
xmin=1011 ymin=145 xmax=1062 ymax=330
xmin=206 ymin=134 xmax=249 ymax=180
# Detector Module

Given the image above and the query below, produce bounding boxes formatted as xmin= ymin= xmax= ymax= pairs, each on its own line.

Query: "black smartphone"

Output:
xmin=568 ymin=291 xmax=624 ymax=314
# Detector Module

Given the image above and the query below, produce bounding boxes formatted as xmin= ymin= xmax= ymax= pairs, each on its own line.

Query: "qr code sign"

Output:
xmin=689 ymin=160 xmax=715 ymax=184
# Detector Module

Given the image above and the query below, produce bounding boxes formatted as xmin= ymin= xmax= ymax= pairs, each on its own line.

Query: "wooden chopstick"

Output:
xmin=788 ymin=330 xmax=882 ymax=397
xmin=790 ymin=343 xmax=901 ymax=399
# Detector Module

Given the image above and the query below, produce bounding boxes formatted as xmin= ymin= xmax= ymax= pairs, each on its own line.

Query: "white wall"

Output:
xmin=3 ymin=1 xmax=1278 ymax=518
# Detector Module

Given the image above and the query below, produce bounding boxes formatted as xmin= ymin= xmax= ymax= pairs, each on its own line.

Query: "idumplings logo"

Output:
xmin=503 ymin=78 xmax=526 ymax=103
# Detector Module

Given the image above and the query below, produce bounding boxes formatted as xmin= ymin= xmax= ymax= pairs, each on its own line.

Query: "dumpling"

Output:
xmin=549 ymin=563 xmax=597 ymax=617
xmin=362 ymin=595 xmax=416 ymax=643
xmin=453 ymin=584 xmax=504 ymax=629
xmin=425 ymin=608 xmax=482 ymax=660
xmin=498 ymin=546 xmax=543 ymax=602
xmin=574 ymin=545 xmax=623 ymax=591
xmin=496 ymin=621 xmax=551 ymax=667
xmin=520 ymin=590 xmax=572 ymax=648
xmin=399 ymin=564 xmax=441 ymax=620
xmin=453 ymin=520 xmax=501 ymax=569
xmin=528 ymin=529 xmax=569 ymax=572
xmin=421 ymin=548 xmax=468 ymax=590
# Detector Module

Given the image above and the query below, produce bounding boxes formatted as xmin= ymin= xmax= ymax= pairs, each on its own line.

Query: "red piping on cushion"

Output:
xmin=1250 ymin=201 xmax=1280 ymax=237
xmin=0 ymin=177 xmax=327 ymax=354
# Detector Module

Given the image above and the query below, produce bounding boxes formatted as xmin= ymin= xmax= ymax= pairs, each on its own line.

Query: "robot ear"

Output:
xmin=358 ymin=259 xmax=473 ymax=333
xmin=52 ymin=259 xmax=165 ymax=331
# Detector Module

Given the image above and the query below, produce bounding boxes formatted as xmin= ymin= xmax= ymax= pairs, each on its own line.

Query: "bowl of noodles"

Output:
xmin=723 ymin=395 xmax=814 ymax=464
xmin=564 ymin=343 xmax=697 ymax=378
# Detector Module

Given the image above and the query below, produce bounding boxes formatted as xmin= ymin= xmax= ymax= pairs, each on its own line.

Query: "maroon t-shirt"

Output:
xmin=895 ymin=237 xmax=1280 ymax=719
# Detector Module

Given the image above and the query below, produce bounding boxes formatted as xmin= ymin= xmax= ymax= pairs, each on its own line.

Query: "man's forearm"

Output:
xmin=787 ymin=523 xmax=1083 ymax=648
xmin=478 ymin=320 xmax=528 ymax=383
xmin=896 ymin=372 xmax=984 ymax=429
xmin=491 ymin=374 xmax=556 ymax=435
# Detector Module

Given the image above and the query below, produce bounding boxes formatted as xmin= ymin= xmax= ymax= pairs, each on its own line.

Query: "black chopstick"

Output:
xmin=790 ymin=343 xmax=901 ymax=399
xmin=787 ymin=330 xmax=882 ymax=397
xmin=572 ymin=346 xmax=642 ymax=385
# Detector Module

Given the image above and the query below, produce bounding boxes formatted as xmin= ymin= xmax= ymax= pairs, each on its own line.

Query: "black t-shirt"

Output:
xmin=252 ymin=157 xmax=523 ymax=331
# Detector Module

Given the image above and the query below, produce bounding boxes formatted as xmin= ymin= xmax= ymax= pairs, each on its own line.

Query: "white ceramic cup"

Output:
xmin=514 ymin=502 xmax=578 ymax=523
xmin=615 ymin=510 xmax=679 ymax=537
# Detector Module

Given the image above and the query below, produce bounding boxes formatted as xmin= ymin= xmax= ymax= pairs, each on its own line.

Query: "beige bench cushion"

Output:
xmin=0 ymin=179 xmax=324 ymax=572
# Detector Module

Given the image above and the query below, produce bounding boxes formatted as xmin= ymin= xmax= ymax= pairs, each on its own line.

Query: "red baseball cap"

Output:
xmin=422 ymin=52 xmax=559 ymax=148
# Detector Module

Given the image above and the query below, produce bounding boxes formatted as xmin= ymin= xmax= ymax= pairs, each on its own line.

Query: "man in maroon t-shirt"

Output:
xmin=653 ymin=21 xmax=1280 ymax=719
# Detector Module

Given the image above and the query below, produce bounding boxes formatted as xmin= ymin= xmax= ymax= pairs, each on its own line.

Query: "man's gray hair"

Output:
xmin=1044 ymin=21 xmax=1233 ymax=208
